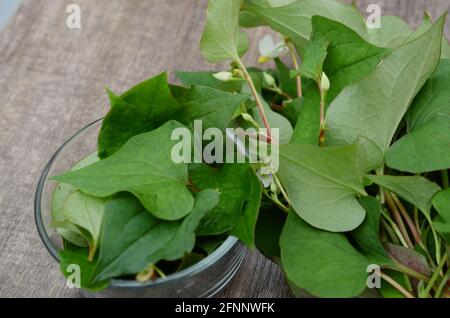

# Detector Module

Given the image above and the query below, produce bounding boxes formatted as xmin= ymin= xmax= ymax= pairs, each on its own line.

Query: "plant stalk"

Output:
xmin=435 ymin=267 xmax=450 ymax=298
xmin=237 ymin=60 xmax=273 ymax=143
xmin=421 ymin=253 xmax=447 ymax=298
xmin=381 ymin=209 xmax=409 ymax=248
xmin=385 ymin=192 xmax=414 ymax=248
xmin=383 ymin=263 xmax=430 ymax=282
xmin=391 ymin=193 xmax=421 ymax=244
xmin=286 ymin=40 xmax=302 ymax=97
xmin=319 ymin=88 xmax=326 ymax=146
xmin=381 ymin=272 xmax=415 ymax=298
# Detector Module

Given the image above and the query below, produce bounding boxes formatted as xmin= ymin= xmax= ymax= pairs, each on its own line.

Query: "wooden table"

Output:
xmin=0 ymin=0 xmax=448 ymax=298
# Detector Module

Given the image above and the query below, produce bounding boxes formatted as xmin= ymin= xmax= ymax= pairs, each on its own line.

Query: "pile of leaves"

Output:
xmin=51 ymin=0 xmax=450 ymax=297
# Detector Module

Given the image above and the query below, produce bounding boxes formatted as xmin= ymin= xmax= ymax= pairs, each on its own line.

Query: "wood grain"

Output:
xmin=0 ymin=0 xmax=448 ymax=298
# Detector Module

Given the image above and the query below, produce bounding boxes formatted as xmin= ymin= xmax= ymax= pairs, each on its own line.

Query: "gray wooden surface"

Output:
xmin=0 ymin=0 xmax=448 ymax=298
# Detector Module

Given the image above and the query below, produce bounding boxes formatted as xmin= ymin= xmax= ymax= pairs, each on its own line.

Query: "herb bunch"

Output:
xmin=51 ymin=0 xmax=450 ymax=298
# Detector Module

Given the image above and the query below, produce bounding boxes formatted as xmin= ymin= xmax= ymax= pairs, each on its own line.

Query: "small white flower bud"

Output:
xmin=263 ymin=72 xmax=276 ymax=87
xmin=320 ymin=72 xmax=330 ymax=91
xmin=213 ymin=71 xmax=233 ymax=82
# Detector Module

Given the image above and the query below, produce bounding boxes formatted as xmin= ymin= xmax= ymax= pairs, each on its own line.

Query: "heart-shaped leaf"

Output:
xmin=278 ymin=143 xmax=368 ymax=232
xmin=326 ymin=16 xmax=445 ymax=155
xmin=54 ymin=121 xmax=194 ymax=221
xmin=386 ymin=59 xmax=450 ymax=173
xmin=280 ymin=212 xmax=370 ymax=298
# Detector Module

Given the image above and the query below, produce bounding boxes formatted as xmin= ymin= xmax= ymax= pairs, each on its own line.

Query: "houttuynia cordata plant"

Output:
xmin=50 ymin=0 xmax=450 ymax=298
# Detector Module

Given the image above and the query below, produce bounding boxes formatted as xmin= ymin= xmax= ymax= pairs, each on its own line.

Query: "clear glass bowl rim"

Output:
xmin=34 ymin=118 xmax=240 ymax=289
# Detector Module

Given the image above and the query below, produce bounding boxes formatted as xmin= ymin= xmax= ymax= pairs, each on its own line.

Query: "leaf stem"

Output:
xmin=153 ymin=265 xmax=167 ymax=279
xmin=265 ymin=86 xmax=292 ymax=100
xmin=381 ymin=209 xmax=409 ymax=248
xmin=435 ymin=267 xmax=450 ymax=298
xmin=285 ymin=39 xmax=302 ymax=97
xmin=381 ymin=219 xmax=400 ymax=245
xmin=382 ymin=263 xmax=430 ymax=282
xmin=421 ymin=253 xmax=447 ymax=298
xmin=425 ymin=213 xmax=442 ymax=264
xmin=318 ymin=88 xmax=327 ymax=146
xmin=262 ymin=188 xmax=289 ymax=213
xmin=391 ymin=193 xmax=421 ymax=244
xmin=385 ymin=192 xmax=414 ymax=248
xmin=381 ymin=272 xmax=415 ymax=298
xmin=273 ymin=173 xmax=291 ymax=206
xmin=88 ymin=243 xmax=96 ymax=262
xmin=414 ymin=206 xmax=420 ymax=236
xmin=237 ymin=59 xmax=273 ymax=142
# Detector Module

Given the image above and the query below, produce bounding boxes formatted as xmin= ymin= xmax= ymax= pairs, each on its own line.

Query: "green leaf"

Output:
xmin=290 ymin=103 xmax=318 ymax=145
xmin=432 ymin=189 xmax=450 ymax=242
xmin=280 ymin=212 xmax=370 ymax=298
xmin=290 ymin=87 xmax=320 ymax=145
xmin=326 ymin=16 xmax=445 ymax=155
xmin=51 ymin=152 xmax=99 ymax=247
xmin=366 ymin=175 xmax=441 ymax=217
xmin=93 ymin=190 xmax=219 ymax=282
xmin=176 ymin=71 xmax=242 ymax=92
xmin=351 ymin=196 xmax=391 ymax=264
xmin=54 ymin=121 xmax=194 ymax=221
xmin=311 ymin=16 xmax=389 ymax=102
xmin=386 ymin=59 xmax=450 ymax=173
xmin=190 ymin=164 xmax=255 ymax=235
xmin=433 ymin=189 xmax=450 ymax=223
xmin=200 ymin=0 xmax=249 ymax=63
xmin=59 ymin=244 xmax=109 ymax=291
xmin=407 ymin=13 xmax=450 ymax=59
xmin=366 ymin=16 xmax=413 ymax=48
xmin=229 ymin=169 xmax=262 ymax=247
xmin=278 ymin=143 xmax=367 ymax=232
xmin=240 ymin=0 xmax=367 ymax=53
xmin=173 ymin=85 xmax=250 ymax=131
xmin=294 ymin=32 xmax=328 ymax=82
xmin=63 ymin=191 xmax=106 ymax=258
xmin=98 ymin=73 xmax=182 ymax=158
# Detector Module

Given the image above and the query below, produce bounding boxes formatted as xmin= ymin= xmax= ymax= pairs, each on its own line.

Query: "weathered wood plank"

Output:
xmin=0 ymin=0 xmax=448 ymax=298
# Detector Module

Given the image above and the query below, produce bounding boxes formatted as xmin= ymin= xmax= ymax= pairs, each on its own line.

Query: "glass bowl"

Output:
xmin=34 ymin=119 xmax=246 ymax=298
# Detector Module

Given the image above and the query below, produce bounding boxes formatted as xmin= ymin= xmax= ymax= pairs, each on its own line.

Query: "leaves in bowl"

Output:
xmin=98 ymin=73 xmax=183 ymax=158
xmin=54 ymin=121 xmax=194 ymax=221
